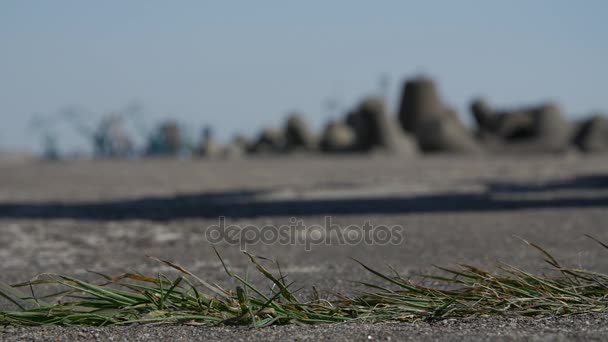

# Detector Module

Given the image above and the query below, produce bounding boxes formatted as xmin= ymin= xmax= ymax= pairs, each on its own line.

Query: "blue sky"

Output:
xmin=1 ymin=1 xmax=607 ymax=152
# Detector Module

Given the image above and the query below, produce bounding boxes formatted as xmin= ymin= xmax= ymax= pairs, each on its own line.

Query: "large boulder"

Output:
xmin=249 ymin=128 xmax=285 ymax=154
xmin=470 ymin=97 xmax=494 ymax=134
xmin=284 ymin=113 xmax=317 ymax=152
xmin=470 ymin=99 xmax=573 ymax=153
xmin=398 ymin=77 xmax=480 ymax=154
xmin=493 ymin=111 xmax=535 ymax=140
xmin=398 ymin=77 xmax=445 ymax=133
xmin=471 ymin=98 xmax=534 ymax=140
xmin=415 ymin=108 xmax=482 ymax=153
xmin=530 ymin=103 xmax=573 ymax=151
xmin=573 ymin=114 xmax=608 ymax=153
xmin=320 ymin=121 xmax=357 ymax=153
xmin=347 ymin=96 xmax=417 ymax=156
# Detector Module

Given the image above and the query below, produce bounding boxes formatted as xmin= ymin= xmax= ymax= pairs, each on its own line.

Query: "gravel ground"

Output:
xmin=1 ymin=154 xmax=607 ymax=340
xmin=2 ymin=314 xmax=608 ymax=341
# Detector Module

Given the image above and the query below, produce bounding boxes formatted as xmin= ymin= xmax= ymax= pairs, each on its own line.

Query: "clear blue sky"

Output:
xmin=1 ymin=1 xmax=607 ymax=152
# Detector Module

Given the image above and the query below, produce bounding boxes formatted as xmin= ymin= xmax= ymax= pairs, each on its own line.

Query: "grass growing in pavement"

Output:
xmin=1 ymin=236 xmax=608 ymax=327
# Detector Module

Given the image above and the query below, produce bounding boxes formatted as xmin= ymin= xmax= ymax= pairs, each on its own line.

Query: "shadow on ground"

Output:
xmin=0 ymin=175 xmax=607 ymax=221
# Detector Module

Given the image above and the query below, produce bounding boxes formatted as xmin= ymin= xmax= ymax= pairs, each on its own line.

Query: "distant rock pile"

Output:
xmin=38 ymin=75 xmax=607 ymax=160
xmin=208 ymin=75 xmax=607 ymax=159
xmin=398 ymin=77 xmax=480 ymax=154
xmin=470 ymin=98 xmax=573 ymax=153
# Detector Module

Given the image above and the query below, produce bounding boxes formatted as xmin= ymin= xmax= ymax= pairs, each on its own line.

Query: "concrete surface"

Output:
xmin=1 ymin=155 xmax=607 ymax=340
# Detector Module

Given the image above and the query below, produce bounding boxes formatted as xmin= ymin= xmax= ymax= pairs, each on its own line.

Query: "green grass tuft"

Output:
xmin=1 ymin=237 xmax=608 ymax=327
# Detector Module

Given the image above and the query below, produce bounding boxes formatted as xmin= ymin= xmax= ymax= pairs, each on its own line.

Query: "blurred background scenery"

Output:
xmin=1 ymin=1 xmax=607 ymax=160
xmin=2 ymin=2 xmax=608 ymax=339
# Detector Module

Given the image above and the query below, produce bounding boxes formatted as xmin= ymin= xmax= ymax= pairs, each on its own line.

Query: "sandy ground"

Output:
xmin=1 ymin=154 xmax=608 ymax=340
